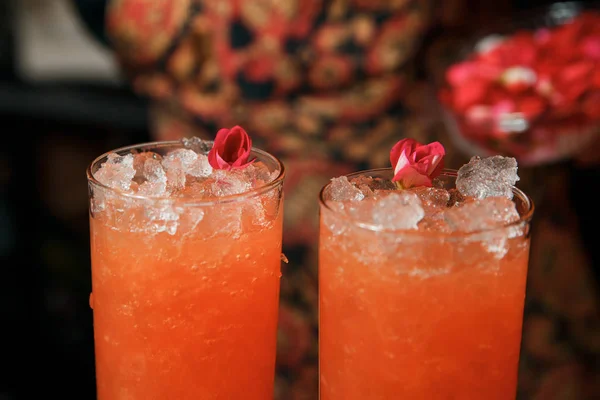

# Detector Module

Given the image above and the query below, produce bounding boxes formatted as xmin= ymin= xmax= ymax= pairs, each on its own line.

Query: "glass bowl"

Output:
xmin=437 ymin=1 xmax=600 ymax=166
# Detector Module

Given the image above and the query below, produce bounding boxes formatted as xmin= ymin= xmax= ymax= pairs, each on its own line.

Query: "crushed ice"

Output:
xmin=94 ymin=153 xmax=136 ymax=192
xmin=91 ymin=140 xmax=280 ymax=235
xmin=372 ymin=192 xmax=424 ymax=230
xmin=329 ymin=176 xmax=365 ymax=202
xmin=456 ymin=155 xmax=519 ymax=199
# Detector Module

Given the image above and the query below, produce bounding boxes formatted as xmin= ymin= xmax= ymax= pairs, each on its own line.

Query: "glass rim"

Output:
xmin=318 ymin=168 xmax=535 ymax=237
xmin=86 ymin=139 xmax=285 ymax=206
xmin=462 ymin=1 xmax=597 ymax=38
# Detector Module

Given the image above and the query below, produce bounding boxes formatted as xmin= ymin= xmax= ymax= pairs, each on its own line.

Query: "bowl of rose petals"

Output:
xmin=438 ymin=2 xmax=600 ymax=166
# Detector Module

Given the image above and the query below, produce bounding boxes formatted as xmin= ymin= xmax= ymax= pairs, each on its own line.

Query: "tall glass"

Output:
xmin=319 ymin=169 xmax=534 ymax=399
xmin=87 ymin=141 xmax=285 ymax=399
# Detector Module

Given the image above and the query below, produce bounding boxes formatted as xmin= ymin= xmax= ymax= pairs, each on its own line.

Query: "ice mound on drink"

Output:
xmin=89 ymin=129 xmax=282 ymax=236
xmin=325 ymin=154 xmax=522 ymax=234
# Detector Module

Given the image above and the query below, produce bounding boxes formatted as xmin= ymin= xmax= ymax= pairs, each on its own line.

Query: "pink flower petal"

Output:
xmin=208 ymin=125 xmax=253 ymax=170
xmin=390 ymin=138 xmax=445 ymax=188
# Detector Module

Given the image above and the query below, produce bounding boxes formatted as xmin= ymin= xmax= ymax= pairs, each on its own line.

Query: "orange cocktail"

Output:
xmin=87 ymin=137 xmax=284 ymax=399
xmin=319 ymin=165 xmax=533 ymax=399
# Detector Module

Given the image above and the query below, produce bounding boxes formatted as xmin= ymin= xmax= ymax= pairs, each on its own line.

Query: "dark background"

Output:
xmin=0 ymin=0 xmax=598 ymax=399
xmin=0 ymin=1 xmax=148 ymax=397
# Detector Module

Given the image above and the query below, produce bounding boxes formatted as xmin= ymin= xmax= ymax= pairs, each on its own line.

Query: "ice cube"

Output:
xmin=165 ymin=167 xmax=187 ymax=191
xmin=328 ymin=176 xmax=365 ymax=202
xmin=176 ymin=180 xmax=214 ymax=198
xmin=410 ymin=187 xmax=451 ymax=216
xmin=163 ymin=149 xmax=198 ymax=170
xmin=211 ymin=169 xmax=252 ymax=196
xmin=204 ymin=202 xmax=243 ymax=239
xmin=143 ymin=158 xmax=166 ymax=182
xmin=243 ymin=196 xmax=268 ymax=228
xmin=137 ymin=158 xmax=168 ymax=196
xmin=240 ymin=165 xmax=282 ymax=228
xmin=243 ymin=161 xmax=278 ymax=187
xmin=181 ymin=136 xmax=212 ymax=153
xmin=372 ymin=191 xmax=424 ymax=230
xmin=444 ymin=196 xmax=520 ymax=233
xmin=349 ymin=175 xmax=396 ymax=198
xmin=94 ymin=153 xmax=136 ymax=191
xmin=322 ymin=201 xmax=349 ymax=236
xmin=178 ymin=207 xmax=205 ymax=233
xmin=144 ymin=204 xmax=180 ymax=235
xmin=456 ymin=156 xmax=519 ymax=199
xmin=187 ymin=154 xmax=213 ymax=178
xmin=348 ymin=176 xmax=375 ymax=198
xmin=133 ymin=151 xmax=162 ymax=179
xmin=162 ymin=149 xmax=198 ymax=190
xmin=137 ymin=181 xmax=167 ymax=197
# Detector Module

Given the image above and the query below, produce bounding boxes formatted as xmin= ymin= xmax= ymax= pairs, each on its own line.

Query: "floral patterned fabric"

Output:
xmin=96 ymin=0 xmax=600 ymax=398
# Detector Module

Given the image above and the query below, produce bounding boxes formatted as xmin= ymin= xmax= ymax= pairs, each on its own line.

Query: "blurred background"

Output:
xmin=0 ymin=0 xmax=598 ymax=399
xmin=0 ymin=1 xmax=149 ymax=397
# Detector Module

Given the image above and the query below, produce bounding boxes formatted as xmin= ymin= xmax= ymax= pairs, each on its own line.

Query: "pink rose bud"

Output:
xmin=208 ymin=126 xmax=253 ymax=170
xmin=390 ymin=138 xmax=446 ymax=189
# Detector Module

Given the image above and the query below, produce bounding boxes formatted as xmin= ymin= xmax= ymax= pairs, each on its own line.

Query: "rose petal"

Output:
xmin=581 ymin=35 xmax=600 ymax=60
xmin=390 ymin=138 xmax=445 ymax=188
xmin=446 ymin=62 xmax=478 ymax=87
xmin=453 ymin=79 xmax=489 ymax=111
xmin=518 ymin=95 xmax=547 ymax=121
xmin=396 ymin=165 xmax=433 ymax=188
xmin=393 ymin=151 xmax=412 ymax=177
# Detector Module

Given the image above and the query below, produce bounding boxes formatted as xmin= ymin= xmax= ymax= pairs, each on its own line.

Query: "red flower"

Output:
xmin=479 ymin=32 xmax=538 ymax=67
xmin=551 ymin=61 xmax=595 ymax=105
xmin=446 ymin=61 xmax=500 ymax=87
xmin=390 ymin=138 xmax=445 ymax=188
xmin=581 ymin=35 xmax=600 ymax=60
xmin=518 ymin=95 xmax=547 ymax=121
xmin=208 ymin=126 xmax=253 ymax=170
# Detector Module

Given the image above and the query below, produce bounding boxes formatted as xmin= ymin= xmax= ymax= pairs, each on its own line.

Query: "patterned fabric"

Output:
xmin=96 ymin=0 xmax=600 ymax=398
